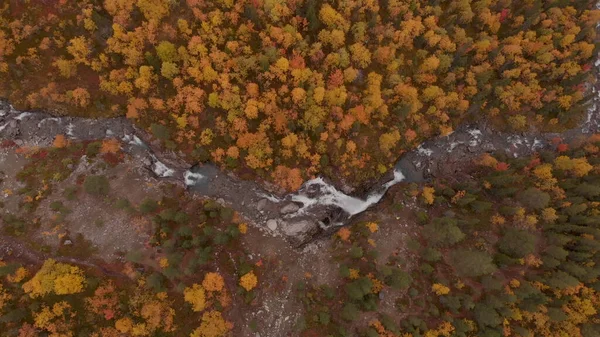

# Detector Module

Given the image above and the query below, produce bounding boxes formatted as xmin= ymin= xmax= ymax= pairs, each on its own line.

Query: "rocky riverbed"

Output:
xmin=2 ymin=82 xmax=600 ymax=245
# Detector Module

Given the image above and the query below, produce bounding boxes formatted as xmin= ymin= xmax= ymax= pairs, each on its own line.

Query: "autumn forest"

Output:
xmin=1 ymin=0 xmax=600 ymax=336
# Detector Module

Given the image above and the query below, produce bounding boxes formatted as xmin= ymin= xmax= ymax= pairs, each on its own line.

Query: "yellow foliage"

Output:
xmin=202 ymin=272 xmax=225 ymax=292
xmin=0 ymin=283 xmax=11 ymax=314
xmin=349 ymin=269 xmax=360 ymax=280
xmin=337 ymin=227 xmax=351 ymax=241
xmin=53 ymin=134 xmax=68 ymax=148
xmin=432 ymin=283 xmax=450 ymax=295
xmin=365 ymin=222 xmax=378 ymax=233
xmin=541 ymin=208 xmax=558 ymax=223
xmin=422 ymin=186 xmax=435 ymax=205
xmin=115 ymin=317 xmax=133 ymax=333
xmin=478 ymin=153 xmax=498 ymax=167
xmin=22 ymin=259 xmax=86 ymax=298
xmin=491 ymin=214 xmax=506 ymax=225
xmin=238 ymin=223 xmax=247 ymax=234
xmin=555 ymin=156 xmax=594 ymax=177
xmin=190 ymin=310 xmax=232 ymax=337
xmin=100 ymin=138 xmax=121 ymax=154
xmin=239 ymin=271 xmax=258 ymax=291
xmin=7 ymin=267 xmax=28 ymax=283
xmin=159 ymin=257 xmax=169 ymax=269
xmin=184 ymin=284 xmax=206 ymax=312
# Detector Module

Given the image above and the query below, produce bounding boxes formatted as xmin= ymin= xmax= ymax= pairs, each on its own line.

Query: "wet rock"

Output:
xmin=266 ymin=219 xmax=279 ymax=231
xmin=256 ymin=198 xmax=268 ymax=211
xmin=279 ymin=202 xmax=300 ymax=214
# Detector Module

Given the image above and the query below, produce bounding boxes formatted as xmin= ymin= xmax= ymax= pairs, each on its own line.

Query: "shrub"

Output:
xmin=83 ymin=175 xmax=109 ymax=196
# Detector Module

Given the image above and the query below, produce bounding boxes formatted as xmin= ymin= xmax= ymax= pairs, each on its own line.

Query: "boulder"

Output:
xmin=279 ymin=202 xmax=300 ymax=214
xmin=266 ymin=219 xmax=279 ymax=231
xmin=256 ymin=198 xmax=268 ymax=211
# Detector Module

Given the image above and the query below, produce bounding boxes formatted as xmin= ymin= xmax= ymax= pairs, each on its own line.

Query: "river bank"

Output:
xmin=2 ymin=82 xmax=600 ymax=245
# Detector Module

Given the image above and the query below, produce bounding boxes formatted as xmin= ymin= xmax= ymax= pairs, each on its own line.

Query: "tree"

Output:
xmin=450 ymin=249 xmax=497 ymax=278
xmin=100 ymin=138 xmax=121 ymax=154
xmin=156 ymin=41 xmax=178 ymax=62
xmin=71 ymin=88 xmax=91 ymax=107
xmin=190 ymin=310 xmax=232 ymax=337
xmin=202 ymin=273 xmax=225 ymax=292
xmin=517 ymin=187 xmax=550 ymax=210
xmin=497 ymin=229 xmax=537 ymax=258
xmin=184 ymin=284 xmax=206 ymax=312
xmin=53 ymin=134 xmax=68 ymax=148
xmin=423 ymin=217 xmax=465 ymax=247
xmin=22 ymin=259 xmax=86 ymax=298
xmin=239 ymin=271 xmax=257 ymax=291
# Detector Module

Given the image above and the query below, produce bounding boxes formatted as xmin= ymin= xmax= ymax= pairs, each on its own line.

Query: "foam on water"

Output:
xmin=14 ymin=112 xmax=32 ymax=121
xmin=66 ymin=123 xmax=75 ymax=137
xmin=291 ymin=169 xmax=405 ymax=217
xmin=37 ymin=118 xmax=60 ymax=127
xmin=153 ymin=160 xmax=174 ymax=177
xmin=184 ymin=170 xmax=205 ymax=186
xmin=259 ymin=193 xmax=281 ymax=203
xmin=417 ymin=145 xmax=433 ymax=156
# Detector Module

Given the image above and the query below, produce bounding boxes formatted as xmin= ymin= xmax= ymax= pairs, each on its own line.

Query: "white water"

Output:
xmin=417 ymin=144 xmax=433 ymax=156
xmin=66 ymin=123 xmax=75 ymax=137
xmin=183 ymin=170 xmax=205 ymax=186
xmin=121 ymin=134 xmax=146 ymax=147
xmin=37 ymin=118 xmax=59 ymax=127
xmin=291 ymin=169 xmax=405 ymax=217
xmin=259 ymin=193 xmax=281 ymax=203
xmin=14 ymin=112 xmax=32 ymax=121
xmin=153 ymin=160 xmax=174 ymax=177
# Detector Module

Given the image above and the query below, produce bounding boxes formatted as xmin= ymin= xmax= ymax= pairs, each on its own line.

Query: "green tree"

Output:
xmin=450 ymin=249 xmax=497 ymax=278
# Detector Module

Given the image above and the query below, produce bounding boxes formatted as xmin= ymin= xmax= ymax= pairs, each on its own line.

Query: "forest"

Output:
xmin=1 ymin=0 xmax=599 ymax=187
xmin=1 ymin=0 xmax=600 ymax=337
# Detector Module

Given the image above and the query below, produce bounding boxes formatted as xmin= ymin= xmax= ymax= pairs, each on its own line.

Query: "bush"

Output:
xmin=139 ymin=198 xmax=159 ymax=214
xmin=83 ymin=175 xmax=109 ymax=196
xmin=86 ymin=142 xmax=102 ymax=157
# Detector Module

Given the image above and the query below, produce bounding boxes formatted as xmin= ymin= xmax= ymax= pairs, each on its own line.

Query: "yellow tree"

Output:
xmin=22 ymin=259 xmax=86 ymax=298
xmin=184 ymin=284 xmax=206 ymax=312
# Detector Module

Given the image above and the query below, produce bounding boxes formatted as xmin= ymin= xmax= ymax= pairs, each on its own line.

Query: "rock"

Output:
xmin=256 ymin=198 xmax=268 ymax=211
xmin=266 ymin=219 xmax=278 ymax=231
xmin=63 ymin=239 xmax=73 ymax=246
xmin=281 ymin=219 xmax=316 ymax=237
xmin=14 ymin=139 xmax=23 ymax=146
xmin=379 ymin=292 xmax=385 ymax=300
xmin=141 ymin=156 xmax=152 ymax=167
xmin=217 ymin=198 xmax=225 ymax=204
xmin=279 ymin=202 xmax=300 ymax=214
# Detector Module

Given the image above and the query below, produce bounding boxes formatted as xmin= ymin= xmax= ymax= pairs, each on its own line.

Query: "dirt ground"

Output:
xmin=0 ymin=146 xmax=169 ymax=261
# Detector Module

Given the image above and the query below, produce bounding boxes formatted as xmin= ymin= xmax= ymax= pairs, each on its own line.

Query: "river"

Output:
xmin=1 ymin=72 xmax=599 ymax=245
